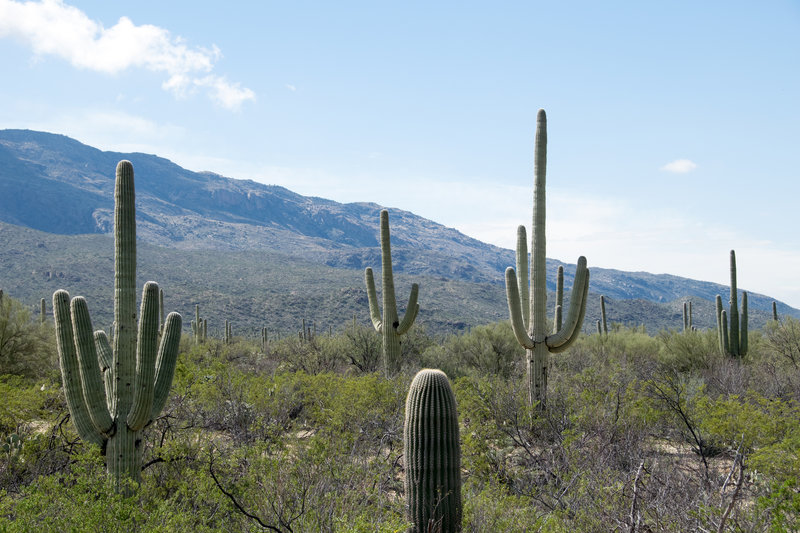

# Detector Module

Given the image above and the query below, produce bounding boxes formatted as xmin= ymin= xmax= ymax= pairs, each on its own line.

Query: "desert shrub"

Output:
xmin=421 ymin=321 xmax=520 ymax=380
xmin=0 ymin=294 xmax=56 ymax=379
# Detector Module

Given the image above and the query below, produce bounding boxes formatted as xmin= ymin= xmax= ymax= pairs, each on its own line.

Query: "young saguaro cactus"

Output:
xmin=716 ymin=250 xmax=748 ymax=357
xmin=52 ymin=161 xmax=182 ymax=489
xmin=404 ymin=369 xmax=462 ymax=533
xmin=365 ymin=210 xmax=420 ymax=376
xmin=505 ymin=109 xmax=590 ymax=410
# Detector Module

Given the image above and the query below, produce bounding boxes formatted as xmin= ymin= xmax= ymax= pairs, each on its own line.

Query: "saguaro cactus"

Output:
xmin=404 ymin=369 xmax=462 ymax=533
xmin=52 ymin=161 xmax=182 ymax=489
xmin=554 ymin=265 xmax=564 ymax=332
xmin=365 ymin=210 xmax=420 ymax=376
xmin=683 ymin=301 xmax=693 ymax=332
xmin=505 ymin=109 xmax=590 ymax=410
xmin=716 ymin=250 xmax=748 ymax=357
xmin=40 ymin=298 xmax=46 ymax=324
xmin=599 ymin=295 xmax=608 ymax=335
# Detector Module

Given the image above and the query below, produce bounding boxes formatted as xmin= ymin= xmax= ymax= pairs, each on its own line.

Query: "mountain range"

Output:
xmin=0 ymin=129 xmax=796 ymax=336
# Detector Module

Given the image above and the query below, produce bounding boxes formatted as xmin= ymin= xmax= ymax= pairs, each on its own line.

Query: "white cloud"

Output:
xmin=285 ymin=84 xmax=297 ymax=92
xmin=661 ymin=158 xmax=697 ymax=173
xmin=0 ymin=0 xmax=254 ymax=110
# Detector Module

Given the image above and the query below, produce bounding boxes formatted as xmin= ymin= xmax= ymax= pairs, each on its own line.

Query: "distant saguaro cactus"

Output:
xmin=404 ymin=369 xmax=462 ymax=533
xmin=52 ymin=161 xmax=182 ymax=490
xmin=772 ymin=301 xmax=779 ymax=322
xmin=599 ymin=295 xmax=608 ymax=335
xmin=505 ymin=109 xmax=590 ymax=410
xmin=365 ymin=210 xmax=420 ymax=376
xmin=554 ymin=265 xmax=564 ymax=333
xmin=683 ymin=301 xmax=693 ymax=332
xmin=716 ymin=250 xmax=748 ymax=357
xmin=40 ymin=298 xmax=46 ymax=324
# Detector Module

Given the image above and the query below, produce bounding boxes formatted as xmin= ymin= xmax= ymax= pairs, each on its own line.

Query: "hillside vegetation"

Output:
xmin=1 ymin=289 xmax=799 ymax=531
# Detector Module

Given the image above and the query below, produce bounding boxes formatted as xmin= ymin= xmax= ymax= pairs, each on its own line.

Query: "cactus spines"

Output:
xmin=505 ymin=109 xmax=590 ymax=410
xmin=716 ymin=250 xmax=748 ymax=357
xmin=404 ymin=369 xmax=462 ymax=533
xmin=365 ymin=209 xmax=420 ymax=376
xmin=52 ymin=161 xmax=182 ymax=489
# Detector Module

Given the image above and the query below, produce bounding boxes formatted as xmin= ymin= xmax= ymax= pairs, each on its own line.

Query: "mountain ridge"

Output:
xmin=0 ymin=128 xmax=797 ymax=330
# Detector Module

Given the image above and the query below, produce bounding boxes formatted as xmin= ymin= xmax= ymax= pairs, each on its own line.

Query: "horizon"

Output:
xmin=1 ymin=1 xmax=798 ymax=307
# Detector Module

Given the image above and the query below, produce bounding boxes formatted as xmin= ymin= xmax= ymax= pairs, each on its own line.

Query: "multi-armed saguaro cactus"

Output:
xmin=365 ymin=209 xmax=420 ymax=376
xmin=716 ymin=250 xmax=748 ymax=357
xmin=505 ymin=109 xmax=590 ymax=410
xmin=404 ymin=369 xmax=462 ymax=533
xmin=52 ymin=161 xmax=182 ymax=489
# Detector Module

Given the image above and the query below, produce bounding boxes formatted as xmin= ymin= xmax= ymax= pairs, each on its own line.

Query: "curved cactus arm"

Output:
xmin=151 ymin=312 xmax=182 ymax=420
xmin=53 ymin=290 xmax=105 ymax=448
xmin=505 ymin=267 xmax=535 ymax=349
xmin=549 ymin=268 xmax=589 ymax=354
xmin=94 ymin=330 xmax=114 ymax=411
xmin=554 ymin=265 xmax=564 ymax=332
xmin=740 ymin=292 xmax=748 ymax=355
xmin=70 ymin=297 xmax=114 ymax=437
xmin=547 ymin=257 xmax=589 ymax=350
xmin=397 ymin=283 xmax=419 ymax=335
xmin=515 ymin=225 xmax=530 ymax=330
xmin=364 ymin=267 xmax=383 ymax=332
xmin=127 ymin=282 xmax=160 ymax=431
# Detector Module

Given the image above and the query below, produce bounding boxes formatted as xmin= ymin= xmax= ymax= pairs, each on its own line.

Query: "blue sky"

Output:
xmin=1 ymin=0 xmax=799 ymax=307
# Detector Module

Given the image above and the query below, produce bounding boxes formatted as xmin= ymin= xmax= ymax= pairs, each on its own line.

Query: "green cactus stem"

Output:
xmin=404 ymin=369 xmax=462 ymax=533
xmin=505 ymin=109 xmax=590 ymax=410
xmin=40 ymin=298 xmax=46 ymax=324
xmin=682 ymin=301 xmax=693 ymax=332
xmin=365 ymin=209 xmax=420 ymax=376
xmin=772 ymin=301 xmax=779 ymax=321
xmin=52 ymin=161 xmax=182 ymax=490
xmin=716 ymin=250 xmax=748 ymax=357
xmin=600 ymin=295 xmax=608 ymax=335
xmin=554 ymin=265 xmax=564 ymax=333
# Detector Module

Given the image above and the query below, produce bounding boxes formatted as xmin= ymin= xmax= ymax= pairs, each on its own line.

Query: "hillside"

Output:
xmin=0 ymin=129 xmax=796 ymax=336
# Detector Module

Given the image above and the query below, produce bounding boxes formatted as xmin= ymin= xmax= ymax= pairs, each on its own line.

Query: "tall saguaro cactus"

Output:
xmin=365 ymin=210 xmax=420 ymax=376
xmin=505 ymin=109 xmax=590 ymax=410
xmin=404 ymin=369 xmax=462 ymax=533
xmin=52 ymin=161 xmax=182 ymax=489
xmin=716 ymin=250 xmax=748 ymax=357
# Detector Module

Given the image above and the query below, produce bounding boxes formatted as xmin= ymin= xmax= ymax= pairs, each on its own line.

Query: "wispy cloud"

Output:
xmin=285 ymin=84 xmax=297 ymax=92
xmin=0 ymin=0 xmax=255 ymax=110
xmin=660 ymin=158 xmax=697 ymax=173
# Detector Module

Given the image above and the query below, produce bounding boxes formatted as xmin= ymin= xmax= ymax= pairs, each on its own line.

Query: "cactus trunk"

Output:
xmin=404 ymin=369 xmax=462 ymax=533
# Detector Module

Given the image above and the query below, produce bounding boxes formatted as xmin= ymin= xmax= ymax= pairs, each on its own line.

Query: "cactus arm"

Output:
xmin=505 ymin=267 xmax=535 ymax=349
xmin=151 ymin=312 xmax=182 ymax=419
xmin=53 ymin=290 xmax=105 ymax=448
xmin=515 ymin=225 xmax=530 ymax=330
xmin=715 ymin=295 xmax=724 ymax=353
xmin=70 ymin=297 xmax=114 ymax=436
xmin=127 ymin=282 xmax=160 ymax=431
xmin=740 ymin=292 xmax=748 ymax=355
xmin=554 ymin=265 xmax=564 ymax=332
xmin=721 ymin=309 xmax=730 ymax=355
xmin=94 ymin=330 xmax=114 ymax=411
xmin=547 ymin=257 xmax=589 ymax=350
xmin=364 ymin=267 xmax=383 ymax=332
xmin=548 ymin=267 xmax=590 ymax=353
xmin=397 ymin=283 xmax=419 ymax=335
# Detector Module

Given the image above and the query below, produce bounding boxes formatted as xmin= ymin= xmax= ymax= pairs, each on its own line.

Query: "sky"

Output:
xmin=1 ymin=0 xmax=799 ymax=308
